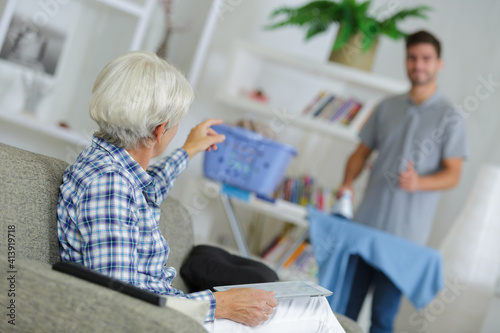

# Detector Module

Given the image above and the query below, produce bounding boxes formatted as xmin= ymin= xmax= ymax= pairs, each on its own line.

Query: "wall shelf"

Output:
xmin=0 ymin=110 xmax=90 ymax=147
xmin=216 ymin=40 xmax=409 ymax=142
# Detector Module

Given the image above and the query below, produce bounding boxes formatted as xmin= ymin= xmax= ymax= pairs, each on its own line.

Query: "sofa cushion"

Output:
xmin=180 ymin=245 xmax=278 ymax=292
xmin=0 ymin=143 xmax=68 ymax=265
xmin=0 ymin=257 xmax=207 ymax=332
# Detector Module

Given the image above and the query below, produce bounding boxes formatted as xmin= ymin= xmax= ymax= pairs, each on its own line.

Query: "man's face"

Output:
xmin=406 ymin=43 xmax=443 ymax=86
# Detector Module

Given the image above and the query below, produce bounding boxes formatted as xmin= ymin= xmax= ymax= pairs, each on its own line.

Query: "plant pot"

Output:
xmin=329 ymin=32 xmax=379 ymax=71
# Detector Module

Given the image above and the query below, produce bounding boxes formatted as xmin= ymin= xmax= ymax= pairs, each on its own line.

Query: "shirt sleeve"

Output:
xmin=442 ymin=108 xmax=468 ymax=160
xmin=183 ymin=290 xmax=217 ymax=322
xmin=77 ymin=172 xmax=140 ymax=284
xmin=147 ymin=148 xmax=189 ymax=203
xmin=358 ymin=104 xmax=380 ymax=150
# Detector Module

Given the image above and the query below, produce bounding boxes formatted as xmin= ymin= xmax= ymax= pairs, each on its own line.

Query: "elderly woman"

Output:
xmin=57 ymin=51 xmax=343 ymax=332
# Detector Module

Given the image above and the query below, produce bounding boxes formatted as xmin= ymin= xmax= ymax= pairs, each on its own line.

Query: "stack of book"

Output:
xmin=260 ymin=235 xmax=318 ymax=278
xmin=274 ymin=175 xmax=336 ymax=213
xmin=301 ymin=90 xmax=369 ymax=128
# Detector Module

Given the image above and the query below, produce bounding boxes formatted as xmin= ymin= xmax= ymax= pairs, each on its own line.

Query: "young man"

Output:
xmin=57 ymin=52 xmax=344 ymax=332
xmin=337 ymin=31 xmax=468 ymax=332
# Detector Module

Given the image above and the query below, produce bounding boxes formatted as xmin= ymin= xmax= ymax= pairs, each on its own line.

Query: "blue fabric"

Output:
xmin=307 ymin=207 xmax=444 ymax=314
xmin=58 ymin=136 xmax=216 ymax=322
xmin=345 ymin=257 xmax=402 ymax=333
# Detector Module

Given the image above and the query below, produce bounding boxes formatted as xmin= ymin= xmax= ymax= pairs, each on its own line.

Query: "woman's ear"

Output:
xmin=153 ymin=121 xmax=169 ymax=143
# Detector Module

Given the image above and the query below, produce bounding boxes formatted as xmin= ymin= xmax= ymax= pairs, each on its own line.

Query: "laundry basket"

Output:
xmin=203 ymin=124 xmax=297 ymax=197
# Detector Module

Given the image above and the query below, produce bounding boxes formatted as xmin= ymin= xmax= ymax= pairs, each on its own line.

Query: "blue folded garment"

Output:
xmin=307 ymin=207 xmax=444 ymax=314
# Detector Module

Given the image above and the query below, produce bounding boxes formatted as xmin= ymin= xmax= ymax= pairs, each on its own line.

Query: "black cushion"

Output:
xmin=180 ymin=245 xmax=279 ymax=292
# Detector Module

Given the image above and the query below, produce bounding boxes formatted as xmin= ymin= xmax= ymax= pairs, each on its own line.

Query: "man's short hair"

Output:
xmin=89 ymin=51 xmax=193 ymax=149
xmin=406 ymin=30 xmax=441 ymax=58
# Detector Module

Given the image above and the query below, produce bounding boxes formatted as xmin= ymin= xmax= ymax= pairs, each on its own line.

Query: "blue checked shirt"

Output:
xmin=57 ymin=136 xmax=216 ymax=322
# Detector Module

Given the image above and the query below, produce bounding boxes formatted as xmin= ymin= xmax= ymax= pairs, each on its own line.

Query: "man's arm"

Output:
xmin=399 ymin=158 xmax=464 ymax=192
xmin=338 ymin=143 xmax=373 ymax=197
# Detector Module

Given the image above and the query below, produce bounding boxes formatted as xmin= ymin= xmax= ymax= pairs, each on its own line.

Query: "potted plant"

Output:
xmin=265 ymin=0 xmax=431 ymax=71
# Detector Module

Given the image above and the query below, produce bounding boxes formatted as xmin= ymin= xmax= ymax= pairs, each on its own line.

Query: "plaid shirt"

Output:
xmin=57 ymin=136 xmax=216 ymax=322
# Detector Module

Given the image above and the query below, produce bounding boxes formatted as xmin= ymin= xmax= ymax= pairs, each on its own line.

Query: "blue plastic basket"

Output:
xmin=203 ymin=124 xmax=297 ymax=197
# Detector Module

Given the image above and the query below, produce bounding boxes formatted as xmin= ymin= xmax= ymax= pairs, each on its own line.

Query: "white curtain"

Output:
xmin=396 ymin=165 xmax=500 ymax=332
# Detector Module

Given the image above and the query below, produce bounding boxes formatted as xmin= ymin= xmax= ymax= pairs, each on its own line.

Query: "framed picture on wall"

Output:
xmin=0 ymin=0 xmax=74 ymax=76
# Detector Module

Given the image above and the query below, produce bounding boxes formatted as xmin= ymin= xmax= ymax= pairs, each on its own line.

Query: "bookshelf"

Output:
xmin=216 ymin=40 xmax=409 ymax=142
xmin=204 ymin=179 xmax=318 ymax=280
xmin=0 ymin=0 xmax=156 ymax=159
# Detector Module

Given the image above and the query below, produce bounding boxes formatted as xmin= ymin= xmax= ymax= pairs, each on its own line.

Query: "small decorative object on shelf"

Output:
xmin=265 ymin=0 xmax=431 ymax=71
xmin=246 ymin=89 xmax=269 ymax=103
xmin=21 ymin=69 xmax=52 ymax=116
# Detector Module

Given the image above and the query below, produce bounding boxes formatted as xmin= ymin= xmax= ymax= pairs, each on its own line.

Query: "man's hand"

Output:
xmin=182 ymin=119 xmax=226 ymax=159
xmin=399 ymin=161 xmax=420 ymax=192
xmin=336 ymin=184 xmax=354 ymax=200
xmin=213 ymin=288 xmax=278 ymax=327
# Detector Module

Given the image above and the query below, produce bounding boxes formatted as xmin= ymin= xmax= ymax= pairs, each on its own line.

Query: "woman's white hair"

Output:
xmin=89 ymin=51 xmax=193 ymax=149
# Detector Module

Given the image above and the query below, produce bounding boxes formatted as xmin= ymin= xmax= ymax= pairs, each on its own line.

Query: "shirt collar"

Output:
xmin=405 ymin=90 xmax=442 ymax=109
xmin=92 ymin=135 xmax=154 ymax=190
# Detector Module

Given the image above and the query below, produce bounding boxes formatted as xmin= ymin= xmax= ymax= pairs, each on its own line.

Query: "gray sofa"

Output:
xmin=0 ymin=143 xmax=206 ymax=333
xmin=0 ymin=142 xmax=362 ymax=333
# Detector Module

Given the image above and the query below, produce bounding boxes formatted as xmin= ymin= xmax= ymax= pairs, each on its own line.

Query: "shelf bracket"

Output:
xmin=219 ymin=193 xmax=251 ymax=258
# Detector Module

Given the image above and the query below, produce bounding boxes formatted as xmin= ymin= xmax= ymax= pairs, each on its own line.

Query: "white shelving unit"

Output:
xmin=217 ymin=40 xmax=409 ymax=142
xmin=0 ymin=0 xmax=156 ymax=154
xmin=0 ymin=110 xmax=90 ymax=147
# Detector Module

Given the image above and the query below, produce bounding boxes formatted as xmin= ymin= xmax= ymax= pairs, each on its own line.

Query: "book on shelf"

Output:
xmin=260 ymin=235 xmax=281 ymax=258
xmin=347 ymin=98 xmax=378 ymax=132
xmin=340 ymin=101 xmax=363 ymax=125
xmin=329 ymin=98 xmax=355 ymax=123
xmin=318 ymin=97 xmax=344 ymax=121
xmin=301 ymin=90 xmax=372 ymax=129
xmin=262 ymin=234 xmax=295 ymax=264
xmin=310 ymin=94 xmax=335 ymax=118
xmin=301 ymin=90 xmax=327 ymax=115
xmin=283 ymin=241 xmax=308 ymax=268
xmin=274 ymin=174 xmax=336 ymax=213
xmin=261 ymin=236 xmax=319 ymax=278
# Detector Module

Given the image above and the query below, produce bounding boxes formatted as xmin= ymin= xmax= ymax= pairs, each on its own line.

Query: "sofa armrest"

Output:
xmin=0 ymin=257 xmax=207 ymax=333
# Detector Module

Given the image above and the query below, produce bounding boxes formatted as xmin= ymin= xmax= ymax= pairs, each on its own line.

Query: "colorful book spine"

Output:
xmin=283 ymin=241 xmax=308 ymax=268
xmin=342 ymin=101 xmax=363 ymax=125
xmin=301 ymin=91 xmax=326 ymax=116
xmin=310 ymin=94 xmax=335 ymax=118
xmin=330 ymin=98 xmax=355 ymax=123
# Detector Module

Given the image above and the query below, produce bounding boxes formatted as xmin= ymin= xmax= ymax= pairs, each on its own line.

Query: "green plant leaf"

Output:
xmin=333 ymin=22 xmax=355 ymax=50
xmin=359 ymin=18 xmax=380 ymax=51
xmin=264 ymin=1 xmax=432 ymax=50
xmin=305 ymin=17 xmax=331 ymax=39
xmin=381 ymin=6 xmax=432 ymax=26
